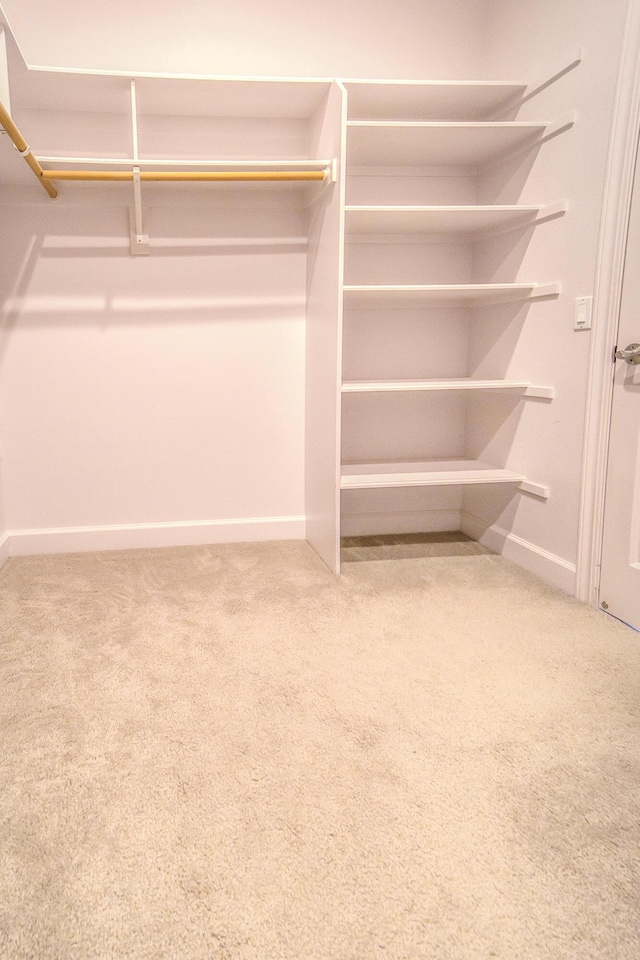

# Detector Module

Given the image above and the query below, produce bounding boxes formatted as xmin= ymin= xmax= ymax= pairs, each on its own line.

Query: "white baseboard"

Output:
xmin=461 ymin=511 xmax=576 ymax=594
xmin=7 ymin=515 xmax=306 ymax=557
xmin=341 ymin=508 xmax=461 ymax=538
xmin=0 ymin=531 xmax=9 ymax=569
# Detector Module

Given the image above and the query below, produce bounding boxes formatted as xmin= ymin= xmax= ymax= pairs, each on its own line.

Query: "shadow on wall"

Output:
xmin=0 ymin=198 xmax=310 ymax=350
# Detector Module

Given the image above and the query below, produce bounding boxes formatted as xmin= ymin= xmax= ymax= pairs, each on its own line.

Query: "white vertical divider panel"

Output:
xmin=0 ymin=26 xmax=10 ymax=112
xmin=305 ymin=80 xmax=347 ymax=573
xmin=0 ymin=27 xmax=8 ymax=565
xmin=0 ymin=450 xmax=7 ymax=568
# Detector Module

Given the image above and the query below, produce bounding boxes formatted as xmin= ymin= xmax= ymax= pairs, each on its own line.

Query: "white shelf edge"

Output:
xmin=342 ymin=282 xmax=561 ymax=302
xmin=339 ymin=460 xmax=550 ymax=499
xmin=345 ymin=120 xmax=549 ymax=130
xmin=341 ymin=379 xmax=554 ymax=398
xmin=342 ymin=79 xmax=527 ymax=87
xmin=344 ymin=204 xmax=543 ymax=213
xmin=37 ymin=156 xmax=334 ymax=169
xmin=340 ymin=459 xmax=526 ymax=489
xmin=343 ymin=202 xmax=567 ymax=240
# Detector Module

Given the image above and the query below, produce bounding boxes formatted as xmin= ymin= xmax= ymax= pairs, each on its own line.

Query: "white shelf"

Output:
xmin=346 ymin=122 xmax=548 ymax=167
xmin=342 ymin=379 xmax=554 ymax=398
xmin=343 ymin=81 xmax=526 ymax=122
xmin=340 ymin=459 xmax=528 ymax=490
xmin=345 ymin=203 xmax=565 ymax=238
xmin=343 ymin=282 xmax=560 ymax=307
xmin=37 ymin=157 xmax=333 ymax=171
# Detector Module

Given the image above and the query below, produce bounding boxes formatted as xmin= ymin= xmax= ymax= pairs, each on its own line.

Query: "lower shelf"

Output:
xmin=340 ymin=459 xmax=548 ymax=498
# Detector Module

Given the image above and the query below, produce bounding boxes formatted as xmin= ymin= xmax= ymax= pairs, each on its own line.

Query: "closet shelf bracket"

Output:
xmin=129 ymin=166 xmax=149 ymax=255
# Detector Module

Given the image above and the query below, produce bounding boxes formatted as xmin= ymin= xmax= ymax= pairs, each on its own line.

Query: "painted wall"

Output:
xmin=0 ymin=192 xmax=308 ymax=552
xmin=0 ymin=0 xmax=485 ymax=79
xmin=458 ymin=0 xmax=630 ymax=586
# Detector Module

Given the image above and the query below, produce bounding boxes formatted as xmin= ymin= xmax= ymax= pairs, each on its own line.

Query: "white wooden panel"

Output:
xmin=304 ymin=81 xmax=346 ymax=573
xmin=0 ymin=26 xmax=11 ymax=112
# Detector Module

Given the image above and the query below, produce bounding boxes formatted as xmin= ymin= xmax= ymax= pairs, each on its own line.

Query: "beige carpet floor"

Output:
xmin=1 ymin=539 xmax=639 ymax=960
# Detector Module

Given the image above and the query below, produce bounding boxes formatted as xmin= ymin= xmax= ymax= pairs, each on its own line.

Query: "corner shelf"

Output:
xmin=342 ymin=282 xmax=560 ymax=308
xmin=340 ymin=460 xmax=548 ymax=498
xmin=341 ymin=379 xmax=554 ymax=398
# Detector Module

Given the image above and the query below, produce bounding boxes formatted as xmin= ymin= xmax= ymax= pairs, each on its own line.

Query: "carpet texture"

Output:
xmin=1 ymin=540 xmax=639 ymax=959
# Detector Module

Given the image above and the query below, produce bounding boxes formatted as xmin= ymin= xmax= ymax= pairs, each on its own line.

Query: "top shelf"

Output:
xmin=343 ymin=81 xmax=526 ymax=122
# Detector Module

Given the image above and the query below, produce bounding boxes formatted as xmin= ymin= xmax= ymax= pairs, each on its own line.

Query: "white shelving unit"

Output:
xmin=0 ymin=40 xmax=575 ymax=575
xmin=334 ymin=76 xmax=570 ymax=570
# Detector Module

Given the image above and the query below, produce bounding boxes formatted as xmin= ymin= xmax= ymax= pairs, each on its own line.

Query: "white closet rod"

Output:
xmin=0 ymin=98 xmax=57 ymax=198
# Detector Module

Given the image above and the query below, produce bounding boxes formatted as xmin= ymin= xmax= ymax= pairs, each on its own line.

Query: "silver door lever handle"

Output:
xmin=615 ymin=342 xmax=640 ymax=364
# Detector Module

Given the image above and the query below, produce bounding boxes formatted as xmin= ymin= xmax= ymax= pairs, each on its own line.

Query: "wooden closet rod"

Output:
xmin=0 ymin=100 xmax=58 ymax=199
xmin=40 ymin=169 xmax=327 ymax=183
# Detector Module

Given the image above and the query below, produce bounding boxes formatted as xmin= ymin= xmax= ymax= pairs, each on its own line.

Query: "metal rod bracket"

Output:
xmin=130 ymin=166 xmax=149 ymax=255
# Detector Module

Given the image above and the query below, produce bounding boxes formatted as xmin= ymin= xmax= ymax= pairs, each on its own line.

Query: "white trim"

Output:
xmin=340 ymin=508 xmax=461 ymax=537
xmin=6 ymin=516 xmax=306 ymax=557
xmin=461 ymin=511 xmax=576 ymax=594
xmin=577 ymin=0 xmax=640 ymax=604
xmin=0 ymin=531 xmax=9 ymax=569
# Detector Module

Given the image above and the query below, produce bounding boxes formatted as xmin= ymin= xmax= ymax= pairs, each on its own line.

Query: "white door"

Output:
xmin=599 ymin=138 xmax=640 ymax=631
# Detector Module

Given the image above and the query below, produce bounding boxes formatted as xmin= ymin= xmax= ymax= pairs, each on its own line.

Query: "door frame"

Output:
xmin=577 ymin=0 xmax=640 ymax=605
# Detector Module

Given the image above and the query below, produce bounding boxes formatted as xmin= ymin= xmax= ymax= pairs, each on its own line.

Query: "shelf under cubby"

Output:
xmin=342 ymin=282 xmax=560 ymax=308
xmin=343 ymin=81 xmax=526 ymax=122
xmin=346 ymin=121 xmax=548 ymax=167
xmin=341 ymin=379 xmax=553 ymax=398
xmin=341 ymin=459 xmax=536 ymax=491
xmin=344 ymin=203 xmax=566 ymax=238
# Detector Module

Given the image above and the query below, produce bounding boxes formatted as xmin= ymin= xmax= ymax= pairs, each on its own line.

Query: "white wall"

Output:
xmin=0 ymin=0 xmax=486 ymax=79
xmin=0 ymin=192 xmax=308 ymax=553
xmin=459 ymin=0 xmax=630 ymax=588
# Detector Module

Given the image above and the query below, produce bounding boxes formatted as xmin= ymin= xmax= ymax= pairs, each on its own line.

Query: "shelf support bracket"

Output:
xmin=129 ymin=166 xmax=149 ymax=255
xmin=519 ymin=480 xmax=549 ymax=499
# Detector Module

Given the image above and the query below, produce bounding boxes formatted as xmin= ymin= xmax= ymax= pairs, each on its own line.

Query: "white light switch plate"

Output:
xmin=574 ymin=296 xmax=592 ymax=330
